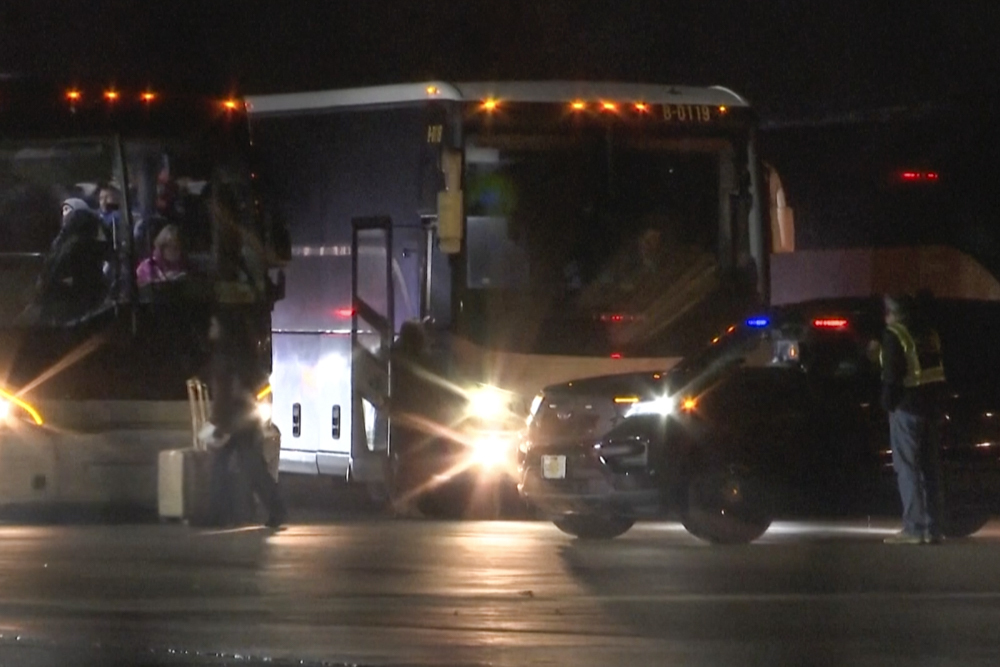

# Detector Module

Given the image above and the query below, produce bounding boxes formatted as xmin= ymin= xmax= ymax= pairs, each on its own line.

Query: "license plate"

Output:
xmin=541 ymin=455 xmax=567 ymax=480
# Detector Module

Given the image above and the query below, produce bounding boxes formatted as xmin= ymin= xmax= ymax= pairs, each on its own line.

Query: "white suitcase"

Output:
xmin=157 ymin=447 xmax=213 ymax=522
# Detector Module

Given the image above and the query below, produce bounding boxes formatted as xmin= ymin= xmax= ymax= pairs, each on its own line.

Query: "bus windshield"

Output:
xmin=461 ymin=113 xmax=762 ymax=357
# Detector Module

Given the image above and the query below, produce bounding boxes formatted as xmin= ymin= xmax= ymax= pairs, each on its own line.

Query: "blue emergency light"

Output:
xmin=745 ymin=316 xmax=769 ymax=328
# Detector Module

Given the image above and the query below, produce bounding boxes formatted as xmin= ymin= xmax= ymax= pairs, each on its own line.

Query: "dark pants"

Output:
xmin=210 ymin=427 xmax=285 ymax=525
xmin=889 ymin=409 xmax=944 ymax=537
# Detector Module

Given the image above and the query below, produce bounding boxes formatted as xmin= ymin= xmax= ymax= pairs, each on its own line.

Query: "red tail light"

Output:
xmin=334 ymin=307 xmax=355 ymax=318
xmin=610 ymin=353 xmax=622 ymax=359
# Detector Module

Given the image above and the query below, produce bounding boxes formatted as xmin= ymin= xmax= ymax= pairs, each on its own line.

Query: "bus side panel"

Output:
xmin=252 ymin=105 xmax=440 ymax=475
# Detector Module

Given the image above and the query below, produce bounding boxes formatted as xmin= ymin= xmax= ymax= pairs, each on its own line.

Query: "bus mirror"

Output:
xmin=438 ymin=147 xmax=463 ymax=254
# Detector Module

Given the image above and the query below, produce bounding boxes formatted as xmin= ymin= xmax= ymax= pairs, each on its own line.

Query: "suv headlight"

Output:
xmin=626 ymin=395 xmax=675 ymax=418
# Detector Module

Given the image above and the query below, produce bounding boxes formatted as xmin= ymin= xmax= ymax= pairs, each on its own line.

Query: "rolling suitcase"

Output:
xmin=157 ymin=378 xmax=256 ymax=525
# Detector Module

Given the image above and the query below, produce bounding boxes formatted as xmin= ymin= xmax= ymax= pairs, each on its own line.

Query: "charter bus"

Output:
xmin=246 ymin=81 xmax=787 ymax=488
xmin=0 ymin=78 xmax=287 ymax=512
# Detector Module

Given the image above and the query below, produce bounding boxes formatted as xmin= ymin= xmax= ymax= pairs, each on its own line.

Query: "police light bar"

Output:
xmin=813 ymin=317 xmax=849 ymax=329
xmin=745 ymin=316 xmax=769 ymax=328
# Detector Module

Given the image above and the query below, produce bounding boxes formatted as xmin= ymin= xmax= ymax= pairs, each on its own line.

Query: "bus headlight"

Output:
xmin=469 ymin=431 xmax=509 ymax=469
xmin=466 ymin=385 xmax=510 ymax=421
xmin=0 ymin=389 xmax=44 ymax=426
xmin=255 ymin=400 xmax=272 ymax=424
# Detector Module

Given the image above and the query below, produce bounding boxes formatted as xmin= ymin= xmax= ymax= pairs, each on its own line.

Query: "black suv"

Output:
xmin=518 ymin=298 xmax=1000 ymax=543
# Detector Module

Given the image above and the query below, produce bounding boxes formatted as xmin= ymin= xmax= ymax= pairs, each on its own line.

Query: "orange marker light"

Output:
xmin=634 ymin=102 xmax=649 ymax=112
xmin=103 ymin=90 xmax=119 ymax=101
xmin=600 ymin=101 xmax=618 ymax=112
xmin=66 ymin=90 xmax=82 ymax=102
xmin=222 ymin=99 xmax=240 ymax=110
xmin=570 ymin=100 xmax=586 ymax=111
xmin=718 ymin=105 xmax=728 ymax=114
xmin=681 ymin=397 xmax=698 ymax=412
xmin=140 ymin=91 xmax=157 ymax=102
xmin=426 ymin=85 xmax=440 ymax=96
xmin=481 ymin=98 xmax=499 ymax=112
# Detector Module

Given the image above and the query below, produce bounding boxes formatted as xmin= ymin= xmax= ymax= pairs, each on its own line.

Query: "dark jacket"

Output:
xmin=209 ymin=346 xmax=258 ymax=436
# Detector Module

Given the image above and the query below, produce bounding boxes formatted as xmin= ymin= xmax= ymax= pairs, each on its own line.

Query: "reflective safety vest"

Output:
xmin=880 ymin=322 xmax=946 ymax=388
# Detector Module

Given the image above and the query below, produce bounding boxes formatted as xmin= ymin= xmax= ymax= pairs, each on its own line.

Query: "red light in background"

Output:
xmin=610 ymin=353 xmax=623 ymax=359
xmin=925 ymin=172 xmax=939 ymax=180
xmin=334 ymin=307 xmax=355 ymax=318
xmin=813 ymin=317 xmax=849 ymax=329
xmin=901 ymin=171 xmax=921 ymax=180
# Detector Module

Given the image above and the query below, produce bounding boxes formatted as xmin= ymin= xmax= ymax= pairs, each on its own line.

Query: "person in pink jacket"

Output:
xmin=136 ymin=224 xmax=186 ymax=287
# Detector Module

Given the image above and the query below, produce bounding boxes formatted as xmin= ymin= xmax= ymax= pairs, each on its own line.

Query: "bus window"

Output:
xmin=0 ymin=139 xmax=123 ymax=327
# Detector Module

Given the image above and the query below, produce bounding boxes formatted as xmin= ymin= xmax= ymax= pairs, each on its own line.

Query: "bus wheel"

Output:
xmin=553 ymin=514 xmax=634 ymax=540
xmin=682 ymin=469 xmax=772 ymax=544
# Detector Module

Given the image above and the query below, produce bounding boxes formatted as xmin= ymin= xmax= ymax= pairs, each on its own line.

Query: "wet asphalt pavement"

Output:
xmin=1 ymin=478 xmax=1000 ymax=666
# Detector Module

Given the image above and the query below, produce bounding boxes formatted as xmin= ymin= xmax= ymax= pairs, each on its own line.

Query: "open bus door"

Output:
xmin=350 ymin=217 xmax=395 ymax=484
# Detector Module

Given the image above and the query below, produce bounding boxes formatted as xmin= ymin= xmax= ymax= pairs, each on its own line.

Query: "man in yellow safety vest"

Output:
xmin=879 ymin=293 xmax=946 ymax=544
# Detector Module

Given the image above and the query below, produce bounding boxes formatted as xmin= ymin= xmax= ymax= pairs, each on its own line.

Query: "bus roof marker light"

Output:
xmin=600 ymin=101 xmax=618 ymax=112
xmin=222 ymin=99 xmax=241 ymax=111
xmin=103 ymin=90 xmax=119 ymax=102
xmin=426 ymin=85 xmax=440 ymax=96
xmin=66 ymin=89 xmax=81 ymax=102
xmin=481 ymin=98 xmax=499 ymax=112
xmin=745 ymin=316 xmax=770 ymax=328
xmin=570 ymin=100 xmax=586 ymax=111
xmin=718 ymin=105 xmax=728 ymax=114
xmin=140 ymin=91 xmax=156 ymax=103
xmin=634 ymin=102 xmax=649 ymax=112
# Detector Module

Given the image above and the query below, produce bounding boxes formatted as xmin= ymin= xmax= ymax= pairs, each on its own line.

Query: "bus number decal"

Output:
xmin=663 ymin=105 xmax=713 ymax=123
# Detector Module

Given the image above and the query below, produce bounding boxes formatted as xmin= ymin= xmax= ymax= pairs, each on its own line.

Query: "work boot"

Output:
xmin=883 ymin=530 xmax=924 ymax=545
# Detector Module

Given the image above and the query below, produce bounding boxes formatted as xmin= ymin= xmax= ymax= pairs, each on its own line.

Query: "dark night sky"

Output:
xmin=1 ymin=1 xmax=998 ymax=118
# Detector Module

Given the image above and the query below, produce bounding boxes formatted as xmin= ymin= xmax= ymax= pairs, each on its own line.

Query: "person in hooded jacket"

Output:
xmin=206 ymin=312 xmax=287 ymax=528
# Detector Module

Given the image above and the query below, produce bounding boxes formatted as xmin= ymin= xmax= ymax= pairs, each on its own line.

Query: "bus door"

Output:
xmin=350 ymin=217 xmax=395 ymax=483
